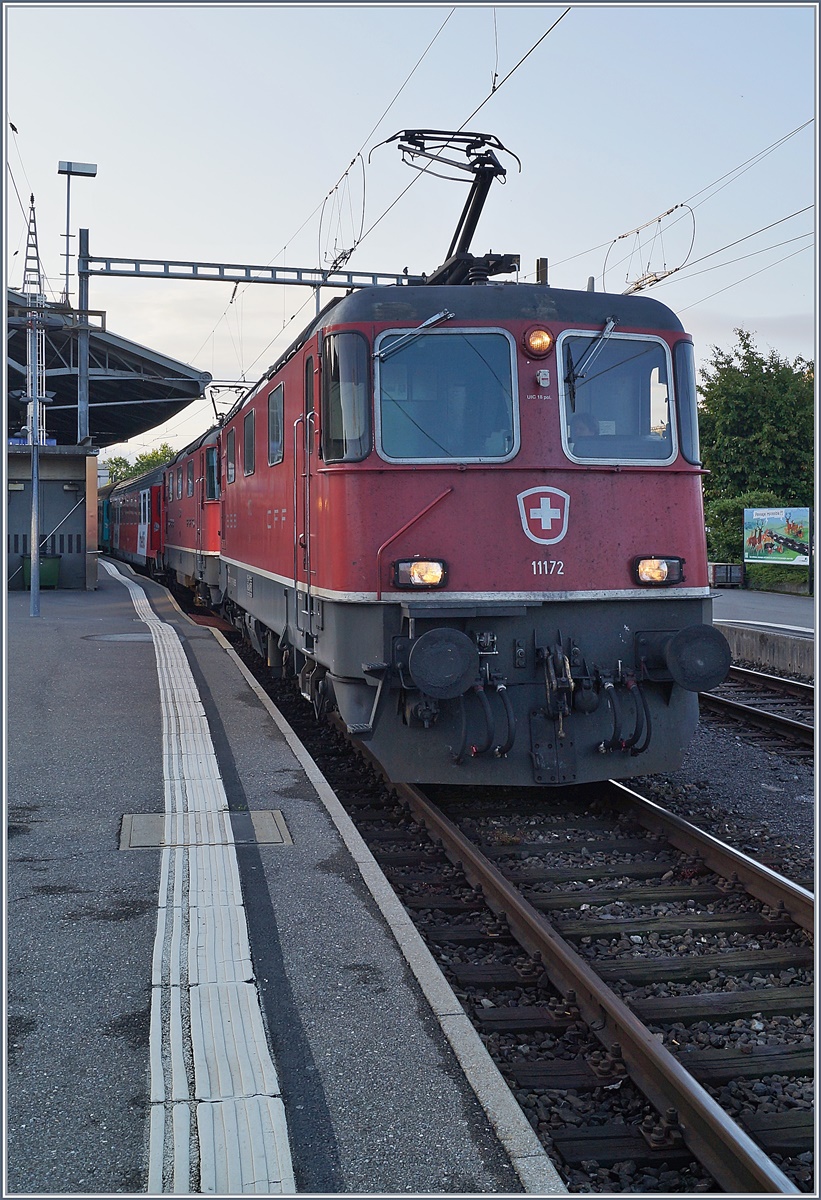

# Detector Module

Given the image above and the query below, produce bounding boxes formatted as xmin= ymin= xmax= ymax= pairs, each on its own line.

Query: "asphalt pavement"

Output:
xmin=710 ymin=587 xmax=815 ymax=634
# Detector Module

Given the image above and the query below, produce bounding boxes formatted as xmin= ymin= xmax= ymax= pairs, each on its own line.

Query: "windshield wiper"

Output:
xmin=564 ymin=316 xmax=617 ymax=407
xmin=565 ymin=344 xmax=577 ymax=409
xmin=374 ymin=309 xmax=455 ymax=362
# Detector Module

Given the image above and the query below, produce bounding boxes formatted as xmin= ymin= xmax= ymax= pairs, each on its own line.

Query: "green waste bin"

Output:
xmin=21 ymin=554 xmax=61 ymax=589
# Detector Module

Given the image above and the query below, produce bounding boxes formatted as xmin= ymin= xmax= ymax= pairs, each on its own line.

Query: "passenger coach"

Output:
xmin=163 ymin=429 xmax=222 ymax=606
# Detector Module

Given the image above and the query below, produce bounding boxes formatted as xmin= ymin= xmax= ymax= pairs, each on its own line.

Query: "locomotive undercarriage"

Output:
xmin=164 ymin=547 xmax=222 ymax=608
xmin=221 ymin=570 xmax=729 ymax=787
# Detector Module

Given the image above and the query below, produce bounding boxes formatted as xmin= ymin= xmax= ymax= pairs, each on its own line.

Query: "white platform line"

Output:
xmin=102 ymin=561 xmax=294 ymax=1193
xmin=197 ymin=1097 xmax=295 ymax=1194
xmin=714 ymin=618 xmax=814 ymax=634
xmin=172 ymin=1101 xmax=191 ymax=1193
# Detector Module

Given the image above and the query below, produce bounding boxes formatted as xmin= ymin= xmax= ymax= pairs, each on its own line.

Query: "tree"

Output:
xmin=703 ymin=489 xmax=781 ymax=563
xmin=102 ymin=455 xmax=134 ymax=484
xmin=698 ymin=328 xmax=813 ymax=506
xmin=100 ymin=443 xmax=177 ymax=484
xmin=132 ymin=443 xmax=177 ymax=476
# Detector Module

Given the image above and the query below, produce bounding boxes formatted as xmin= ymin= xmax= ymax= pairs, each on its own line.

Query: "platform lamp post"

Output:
xmin=58 ymin=161 xmax=96 ymax=306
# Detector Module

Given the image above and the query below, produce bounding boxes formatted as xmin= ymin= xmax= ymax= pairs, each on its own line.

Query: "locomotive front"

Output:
xmin=300 ymin=283 xmax=730 ymax=786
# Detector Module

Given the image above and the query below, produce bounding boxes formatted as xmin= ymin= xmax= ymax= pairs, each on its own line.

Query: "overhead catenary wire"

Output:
xmin=641 ymin=205 xmax=814 ymax=295
xmin=7 ymin=124 xmax=66 ymax=301
xmin=682 ymin=118 xmax=814 ymax=208
xmin=99 ymin=9 xmax=573 ymax=446
xmin=357 ymin=8 xmax=572 ymax=247
xmin=188 ymin=9 xmax=456 ymax=370
xmin=147 ymin=9 xmax=573 ymax=451
xmin=602 ymin=142 xmax=814 ymax=291
xmin=607 ymin=200 xmax=813 ymax=293
xmin=602 ymin=204 xmax=696 ymax=291
xmin=549 ymin=118 xmax=814 ymax=272
xmin=647 ymin=230 xmax=814 ymax=289
xmin=676 ymin=243 xmax=813 ymax=313
xmin=243 ymin=10 xmax=571 ymax=378
xmin=667 ymin=205 xmax=813 ymax=273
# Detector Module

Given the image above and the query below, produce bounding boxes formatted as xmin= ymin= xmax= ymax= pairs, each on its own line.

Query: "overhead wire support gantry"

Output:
xmin=79 ymin=251 xmax=425 ymax=291
xmin=73 ymin=231 xmax=427 ymax=446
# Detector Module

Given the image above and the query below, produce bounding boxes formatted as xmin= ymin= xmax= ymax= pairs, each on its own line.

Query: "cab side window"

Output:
xmin=268 ymin=384 xmax=284 ymax=465
xmin=205 ymin=446 xmax=220 ymax=499
xmin=244 ymin=411 xmax=255 ymax=476
xmin=226 ymin=428 xmax=236 ymax=484
xmin=322 ymin=332 xmax=370 ymax=462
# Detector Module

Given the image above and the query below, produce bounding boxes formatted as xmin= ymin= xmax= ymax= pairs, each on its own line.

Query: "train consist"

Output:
xmin=100 ymin=131 xmax=730 ymax=788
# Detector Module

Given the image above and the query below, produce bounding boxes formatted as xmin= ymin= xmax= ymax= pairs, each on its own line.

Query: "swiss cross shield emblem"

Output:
xmin=517 ymin=487 xmax=570 ymax=545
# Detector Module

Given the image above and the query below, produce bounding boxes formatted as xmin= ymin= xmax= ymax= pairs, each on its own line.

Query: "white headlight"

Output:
xmin=634 ymin=556 xmax=684 ymax=585
xmin=394 ymin=559 xmax=447 ymax=588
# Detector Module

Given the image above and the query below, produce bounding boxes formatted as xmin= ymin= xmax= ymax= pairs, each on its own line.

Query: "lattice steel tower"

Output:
xmin=22 ymin=193 xmax=48 ymax=446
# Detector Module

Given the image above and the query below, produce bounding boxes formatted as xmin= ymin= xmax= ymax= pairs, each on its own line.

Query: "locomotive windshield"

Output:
xmin=376 ymin=330 xmax=517 ymax=462
xmin=560 ymin=332 xmax=676 ymax=464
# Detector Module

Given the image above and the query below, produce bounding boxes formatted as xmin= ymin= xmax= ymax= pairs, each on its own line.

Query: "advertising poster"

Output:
xmin=743 ymin=508 xmax=811 ymax=565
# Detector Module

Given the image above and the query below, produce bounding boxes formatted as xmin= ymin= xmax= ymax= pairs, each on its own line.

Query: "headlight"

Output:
xmin=393 ymin=559 xmax=448 ymax=588
xmin=522 ymin=326 xmax=554 ymax=357
xmin=634 ymin=556 xmax=685 ymax=585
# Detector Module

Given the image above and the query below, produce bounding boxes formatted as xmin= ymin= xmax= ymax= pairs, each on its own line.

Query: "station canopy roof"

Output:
xmin=7 ymin=289 xmax=212 ymax=449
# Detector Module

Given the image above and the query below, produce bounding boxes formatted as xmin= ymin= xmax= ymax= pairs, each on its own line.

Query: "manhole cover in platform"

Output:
xmin=120 ymin=810 xmax=292 ymax=849
xmin=85 ymin=633 xmax=155 ymax=642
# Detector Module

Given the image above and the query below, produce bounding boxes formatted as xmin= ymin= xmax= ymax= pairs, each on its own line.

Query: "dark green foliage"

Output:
xmin=102 ymin=443 xmax=177 ymax=483
xmin=745 ymin=563 xmax=810 ymax=594
xmin=698 ymin=329 xmax=814 ymax=506
xmin=704 ymin=489 xmax=781 ymax=562
xmin=102 ymin=455 xmax=133 ymax=484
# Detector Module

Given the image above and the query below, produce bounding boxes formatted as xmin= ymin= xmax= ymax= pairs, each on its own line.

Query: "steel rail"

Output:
xmin=606 ymin=782 xmax=814 ymax=930
xmin=396 ymin=782 xmax=800 ymax=1194
xmin=727 ymin=666 xmax=814 ymax=701
xmin=699 ymin=691 xmax=814 ymax=745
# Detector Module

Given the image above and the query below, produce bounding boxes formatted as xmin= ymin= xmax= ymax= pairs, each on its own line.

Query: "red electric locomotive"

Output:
xmin=216 ymin=131 xmax=730 ymax=788
xmin=163 ymin=429 xmax=222 ymax=606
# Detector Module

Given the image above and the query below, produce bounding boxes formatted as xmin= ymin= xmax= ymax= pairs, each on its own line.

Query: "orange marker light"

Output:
xmin=523 ymin=327 xmax=554 ymax=357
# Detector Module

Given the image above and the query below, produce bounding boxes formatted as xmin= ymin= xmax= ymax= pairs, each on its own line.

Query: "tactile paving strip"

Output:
xmin=103 ymin=562 xmax=295 ymax=1194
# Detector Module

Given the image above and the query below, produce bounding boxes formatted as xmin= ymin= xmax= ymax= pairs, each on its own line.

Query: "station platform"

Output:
xmin=6 ymin=561 xmax=564 ymax=1196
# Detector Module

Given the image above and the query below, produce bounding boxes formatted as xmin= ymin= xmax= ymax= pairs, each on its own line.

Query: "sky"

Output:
xmin=4 ymin=2 xmax=817 ymax=462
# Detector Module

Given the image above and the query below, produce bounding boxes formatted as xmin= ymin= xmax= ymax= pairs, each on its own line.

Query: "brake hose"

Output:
xmin=598 ymin=681 xmax=621 ymax=753
xmin=470 ymin=684 xmax=496 ymax=756
xmin=620 ymin=676 xmax=644 ymax=750
xmin=630 ymin=683 xmax=653 ymax=755
xmin=493 ymin=683 xmax=516 ymax=757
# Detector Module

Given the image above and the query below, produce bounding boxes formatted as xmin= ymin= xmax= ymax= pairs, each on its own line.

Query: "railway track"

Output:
xmin=378 ymin=781 xmax=813 ymax=1193
xmin=224 ymin=634 xmax=815 ymax=1192
xmin=700 ymin=667 xmax=814 ymax=757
